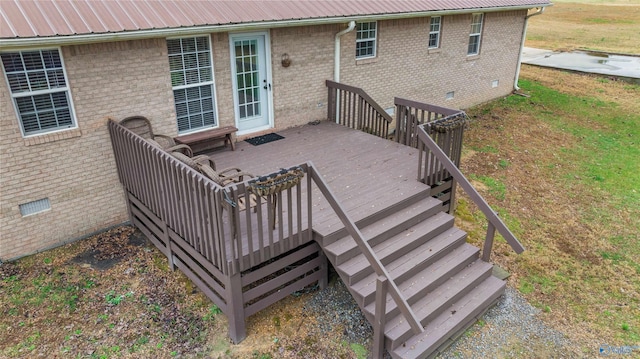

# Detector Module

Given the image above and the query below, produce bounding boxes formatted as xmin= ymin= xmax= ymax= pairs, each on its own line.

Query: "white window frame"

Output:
xmin=356 ymin=21 xmax=377 ymax=59
xmin=167 ymin=35 xmax=219 ymax=134
xmin=467 ymin=13 xmax=484 ymax=56
xmin=428 ymin=16 xmax=442 ymax=49
xmin=1 ymin=48 xmax=77 ymax=137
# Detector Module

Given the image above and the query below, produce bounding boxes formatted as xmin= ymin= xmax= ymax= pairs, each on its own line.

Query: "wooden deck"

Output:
xmin=209 ymin=121 xmax=430 ymax=242
xmin=109 ymin=103 xmax=517 ymax=357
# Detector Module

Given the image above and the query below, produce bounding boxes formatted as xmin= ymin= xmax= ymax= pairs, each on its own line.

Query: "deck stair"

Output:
xmin=320 ymin=195 xmax=506 ymax=359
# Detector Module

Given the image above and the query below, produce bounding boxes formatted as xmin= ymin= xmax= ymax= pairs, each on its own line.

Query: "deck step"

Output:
xmin=383 ymin=260 xmax=494 ymax=347
xmin=319 ymin=189 xmax=433 ymax=246
xmin=354 ymin=240 xmax=477 ymax=309
xmin=338 ymin=212 xmax=455 ymax=285
xmin=323 ymin=196 xmax=444 ymax=265
xmin=390 ymin=276 xmax=506 ymax=359
xmin=315 ymin=184 xmax=508 ymax=359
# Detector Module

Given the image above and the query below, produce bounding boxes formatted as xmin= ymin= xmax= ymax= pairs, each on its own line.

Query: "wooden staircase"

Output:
xmin=320 ymin=193 xmax=506 ymax=359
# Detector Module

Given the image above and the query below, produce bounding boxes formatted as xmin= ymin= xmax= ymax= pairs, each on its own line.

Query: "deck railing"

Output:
xmin=220 ymin=168 xmax=312 ymax=274
xmin=326 ymin=80 xmax=392 ymax=139
xmin=109 ymin=120 xmax=313 ymax=276
xmin=109 ymin=119 xmax=227 ymax=272
xmin=416 ymin=124 xmax=526 ymax=261
xmin=394 ymin=97 xmax=466 ymax=213
xmin=394 ymin=97 xmax=461 ymax=148
xmin=109 ymin=119 xmax=324 ymax=342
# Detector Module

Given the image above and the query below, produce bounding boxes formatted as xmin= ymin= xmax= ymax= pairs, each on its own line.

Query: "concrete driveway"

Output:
xmin=522 ymin=47 xmax=640 ymax=79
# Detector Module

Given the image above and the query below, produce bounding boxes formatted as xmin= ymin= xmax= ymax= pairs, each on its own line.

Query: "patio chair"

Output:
xmin=120 ymin=115 xmax=192 ymax=156
xmin=171 ymin=151 xmax=261 ymax=239
xmin=169 ymin=151 xmax=253 ymax=186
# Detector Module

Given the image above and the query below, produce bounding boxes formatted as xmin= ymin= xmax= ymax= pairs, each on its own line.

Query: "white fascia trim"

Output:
xmin=0 ymin=4 xmax=551 ymax=50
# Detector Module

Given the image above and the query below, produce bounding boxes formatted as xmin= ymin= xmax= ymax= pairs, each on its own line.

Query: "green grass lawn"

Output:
xmin=459 ymin=67 xmax=639 ymax=350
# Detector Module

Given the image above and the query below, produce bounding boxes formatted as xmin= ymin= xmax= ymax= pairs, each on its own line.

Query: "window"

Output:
xmin=1 ymin=49 xmax=75 ymax=136
xmin=167 ymin=36 xmax=217 ymax=133
xmin=467 ymin=13 xmax=484 ymax=55
xmin=356 ymin=22 xmax=377 ymax=59
xmin=428 ymin=16 xmax=442 ymax=49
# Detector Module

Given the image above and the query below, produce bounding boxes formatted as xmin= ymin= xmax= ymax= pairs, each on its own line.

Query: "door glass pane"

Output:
xmin=234 ymin=39 xmax=261 ymax=120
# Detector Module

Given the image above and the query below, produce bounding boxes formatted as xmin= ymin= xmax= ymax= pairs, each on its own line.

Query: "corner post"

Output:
xmin=226 ymin=272 xmax=246 ymax=343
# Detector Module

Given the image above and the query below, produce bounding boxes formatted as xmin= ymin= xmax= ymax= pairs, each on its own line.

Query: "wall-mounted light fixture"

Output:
xmin=281 ymin=53 xmax=291 ymax=67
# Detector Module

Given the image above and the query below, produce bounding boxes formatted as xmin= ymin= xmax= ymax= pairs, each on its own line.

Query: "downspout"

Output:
xmin=333 ymin=21 xmax=356 ymax=123
xmin=514 ymin=7 xmax=545 ymax=91
xmin=334 ymin=21 xmax=356 ymax=82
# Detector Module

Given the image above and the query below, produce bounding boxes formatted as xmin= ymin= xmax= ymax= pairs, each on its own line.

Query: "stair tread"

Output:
xmin=382 ymin=228 xmax=467 ymax=283
xmin=391 ymin=276 xmax=506 ymax=359
xmin=350 ymin=228 xmax=466 ymax=291
xmin=358 ymin=242 xmax=479 ymax=310
xmin=338 ymin=212 xmax=453 ymax=278
xmin=324 ymin=196 xmax=443 ymax=257
xmin=351 ymin=229 xmax=468 ymax=297
xmin=384 ymin=260 xmax=495 ymax=342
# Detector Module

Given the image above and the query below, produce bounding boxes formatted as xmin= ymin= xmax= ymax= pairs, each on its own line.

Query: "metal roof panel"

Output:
xmin=0 ymin=0 xmax=551 ymax=40
xmin=1 ymin=1 xmax=35 ymax=38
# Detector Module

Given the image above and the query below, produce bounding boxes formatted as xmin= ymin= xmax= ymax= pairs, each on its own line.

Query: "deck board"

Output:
xmin=207 ymin=121 xmax=431 ymax=259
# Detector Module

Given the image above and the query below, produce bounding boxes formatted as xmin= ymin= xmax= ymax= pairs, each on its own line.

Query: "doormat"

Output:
xmin=245 ymin=133 xmax=285 ymax=146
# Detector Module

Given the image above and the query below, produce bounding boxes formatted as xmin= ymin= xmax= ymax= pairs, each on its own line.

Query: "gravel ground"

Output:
xmin=305 ymin=276 xmax=373 ymax=346
xmin=304 ymin=276 xmax=580 ymax=358
xmin=436 ymin=287 xmax=579 ymax=359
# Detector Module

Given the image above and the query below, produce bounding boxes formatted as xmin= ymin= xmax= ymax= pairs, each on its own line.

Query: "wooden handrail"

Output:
xmin=327 ymin=80 xmax=393 ymax=124
xmin=416 ymin=125 xmax=525 ymax=258
xmin=307 ymin=161 xmax=423 ymax=334
xmin=395 ymin=97 xmax=461 ymax=118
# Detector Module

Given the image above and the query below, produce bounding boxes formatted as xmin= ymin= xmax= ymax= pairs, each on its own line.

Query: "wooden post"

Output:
xmin=373 ymin=276 xmax=388 ymax=359
xmin=162 ymin=222 xmax=175 ymax=271
xmin=482 ymin=222 xmax=496 ymax=262
xmin=226 ymin=272 xmax=246 ymax=343
xmin=318 ymin=250 xmax=328 ymax=290
xmin=448 ymin=178 xmax=458 ymax=214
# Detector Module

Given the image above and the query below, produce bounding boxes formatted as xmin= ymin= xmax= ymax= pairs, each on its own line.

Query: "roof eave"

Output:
xmin=0 ymin=4 xmax=551 ymax=50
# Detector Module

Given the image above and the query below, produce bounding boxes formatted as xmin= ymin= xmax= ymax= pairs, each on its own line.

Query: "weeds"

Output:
xmin=203 ymin=305 xmax=222 ymax=321
xmin=105 ymin=290 xmax=133 ymax=306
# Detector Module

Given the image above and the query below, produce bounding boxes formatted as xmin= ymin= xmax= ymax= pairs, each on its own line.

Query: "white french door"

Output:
xmin=230 ymin=32 xmax=273 ymax=134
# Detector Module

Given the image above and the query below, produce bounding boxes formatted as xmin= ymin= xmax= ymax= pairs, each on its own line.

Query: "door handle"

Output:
xmin=264 ymin=83 xmax=271 ymax=90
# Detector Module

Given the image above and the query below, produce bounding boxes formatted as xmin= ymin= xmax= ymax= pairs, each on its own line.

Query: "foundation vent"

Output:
xmin=19 ymin=198 xmax=51 ymax=216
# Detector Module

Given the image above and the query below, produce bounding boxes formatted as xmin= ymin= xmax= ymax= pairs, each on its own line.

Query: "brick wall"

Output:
xmin=270 ymin=25 xmax=337 ymax=129
xmin=340 ymin=11 xmax=526 ymax=111
xmin=0 ymin=39 xmax=176 ymax=260
xmin=0 ymin=11 xmax=527 ymax=260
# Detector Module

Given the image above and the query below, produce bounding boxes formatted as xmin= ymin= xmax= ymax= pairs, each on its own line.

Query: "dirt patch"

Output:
xmin=71 ymin=227 xmax=148 ymax=271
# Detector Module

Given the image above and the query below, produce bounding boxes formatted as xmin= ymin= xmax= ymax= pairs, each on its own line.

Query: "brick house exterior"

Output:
xmin=0 ymin=2 xmax=547 ymax=260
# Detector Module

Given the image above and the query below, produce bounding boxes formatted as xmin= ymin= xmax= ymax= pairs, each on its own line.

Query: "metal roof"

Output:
xmin=1 ymin=0 xmax=551 ymax=41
